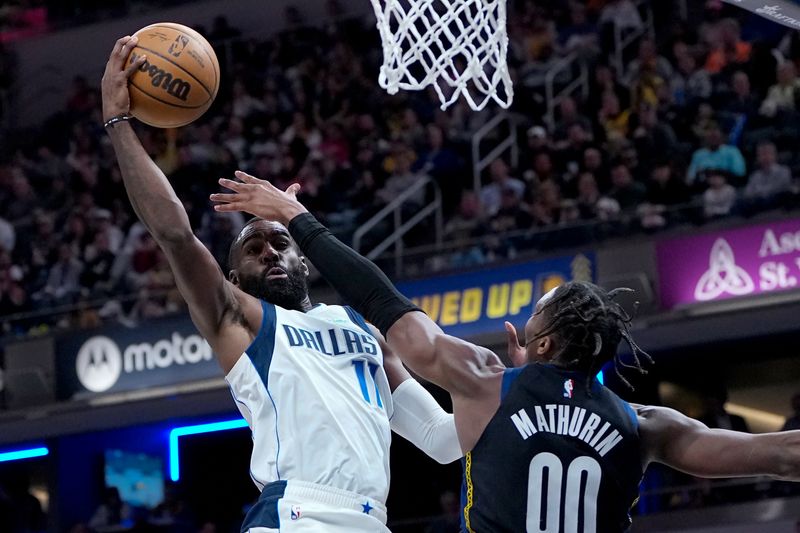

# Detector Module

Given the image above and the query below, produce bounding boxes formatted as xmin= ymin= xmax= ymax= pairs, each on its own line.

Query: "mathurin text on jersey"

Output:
xmin=510 ymin=405 xmax=623 ymax=457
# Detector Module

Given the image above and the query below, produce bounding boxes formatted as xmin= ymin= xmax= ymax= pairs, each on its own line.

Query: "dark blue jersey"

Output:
xmin=461 ymin=364 xmax=642 ymax=533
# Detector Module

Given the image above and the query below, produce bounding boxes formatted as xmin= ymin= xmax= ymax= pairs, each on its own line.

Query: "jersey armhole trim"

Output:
xmin=500 ymin=366 xmax=525 ymax=401
xmin=621 ymin=399 xmax=639 ymax=429
xmin=245 ymin=300 xmax=278 ymax=387
xmin=344 ymin=306 xmax=373 ymax=335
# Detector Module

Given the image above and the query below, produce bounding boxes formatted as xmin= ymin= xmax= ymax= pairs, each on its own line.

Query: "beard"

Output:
xmin=239 ymin=268 xmax=309 ymax=311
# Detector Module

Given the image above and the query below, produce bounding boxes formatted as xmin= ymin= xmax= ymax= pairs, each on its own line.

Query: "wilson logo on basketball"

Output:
xmin=129 ymin=52 xmax=191 ymax=101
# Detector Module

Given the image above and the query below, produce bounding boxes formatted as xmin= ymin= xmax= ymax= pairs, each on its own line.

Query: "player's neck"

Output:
xmin=295 ymin=296 xmax=313 ymax=312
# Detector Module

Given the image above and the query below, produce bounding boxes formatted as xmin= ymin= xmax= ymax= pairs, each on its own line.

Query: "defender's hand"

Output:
xmin=211 ymin=171 xmax=308 ymax=226
xmin=101 ymin=35 xmax=146 ymax=122
xmin=505 ymin=321 xmax=527 ymax=367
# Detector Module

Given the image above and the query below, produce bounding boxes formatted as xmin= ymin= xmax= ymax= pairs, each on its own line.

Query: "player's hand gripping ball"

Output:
xmin=126 ymin=22 xmax=220 ymax=128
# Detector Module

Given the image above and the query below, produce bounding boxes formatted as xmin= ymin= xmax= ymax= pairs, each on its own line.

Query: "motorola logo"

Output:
xmin=76 ymin=336 xmax=123 ymax=393
xmin=74 ymin=333 xmax=214 ymax=393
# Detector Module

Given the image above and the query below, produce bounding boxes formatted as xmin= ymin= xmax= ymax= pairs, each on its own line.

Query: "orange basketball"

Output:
xmin=126 ymin=22 xmax=220 ymax=128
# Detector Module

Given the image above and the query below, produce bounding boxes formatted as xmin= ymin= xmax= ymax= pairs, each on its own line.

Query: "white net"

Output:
xmin=370 ymin=0 xmax=513 ymax=111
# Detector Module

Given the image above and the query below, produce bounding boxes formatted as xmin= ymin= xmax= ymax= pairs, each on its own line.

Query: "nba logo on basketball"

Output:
xmin=563 ymin=379 xmax=574 ymax=399
xmin=290 ymin=505 xmax=302 ymax=520
xmin=168 ymin=35 xmax=189 ymax=57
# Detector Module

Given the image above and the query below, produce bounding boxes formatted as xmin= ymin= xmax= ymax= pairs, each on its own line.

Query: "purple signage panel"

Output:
xmin=656 ymin=219 xmax=800 ymax=308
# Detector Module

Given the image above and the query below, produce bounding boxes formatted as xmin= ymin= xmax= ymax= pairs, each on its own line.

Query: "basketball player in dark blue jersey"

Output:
xmin=211 ymin=174 xmax=800 ymax=532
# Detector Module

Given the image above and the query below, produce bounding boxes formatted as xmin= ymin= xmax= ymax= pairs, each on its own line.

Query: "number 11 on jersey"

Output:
xmin=352 ymin=360 xmax=383 ymax=407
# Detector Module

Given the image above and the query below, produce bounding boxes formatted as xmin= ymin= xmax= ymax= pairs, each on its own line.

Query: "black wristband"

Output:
xmin=104 ymin=113 xmax=133 ymax=129
xmin=288 ymin=213 xmax=421 ymax=336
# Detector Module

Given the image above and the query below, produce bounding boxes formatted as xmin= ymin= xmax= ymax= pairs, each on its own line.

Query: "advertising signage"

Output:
xmin=56 ymin=314 xmax=221 ymax=398
xmin=656 ymin=218 xmax=800 ymax=309
xmin=397 ymin=253 xmax=595 ymax=338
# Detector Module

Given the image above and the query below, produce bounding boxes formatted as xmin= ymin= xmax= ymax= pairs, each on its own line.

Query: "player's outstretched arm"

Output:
xmin=102 ymin=37 xmax=258 ymax=372
xmin=210 ymin=172 xmax=505 ymax=395
xmin=377 ymin=325 xmax=462 ymax=463
xmin=637 ymin=404 xmax=800 ymax=481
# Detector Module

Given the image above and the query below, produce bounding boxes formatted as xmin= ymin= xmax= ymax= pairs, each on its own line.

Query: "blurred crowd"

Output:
xmin=1 ymin=0 xmax=800 ymax=336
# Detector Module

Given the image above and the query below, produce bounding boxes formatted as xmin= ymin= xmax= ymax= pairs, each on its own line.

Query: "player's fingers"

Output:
xmin=105 ymin=36 xmax=131 ymax=73
xmin=218 ymin=177 xmax=247 ymax=192
xmin=209 ymin=192 xmax=239 ymax=204
xmin=110 ymin=36 xmax=130 ymax=60
xmin=505 ymin=321 xmax=520 ymax=348
xmin=234 ymin=170 xmax=269 ymax=186
xmin=286 ymin=183 xmax=301 ymax=197
xmin=119 ymin=35 xmax=138 ymax=59
xmin=214 ymin=202 xmax=245 ymax=213
xmin=123 ymin=54 xmax=146 ymax=78
xmin=505 ymin=321 xmax=526 ymax=367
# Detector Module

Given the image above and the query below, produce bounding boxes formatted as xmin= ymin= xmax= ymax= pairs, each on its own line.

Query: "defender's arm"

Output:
xmin=375 ymin=324 xmax=463 ymax=463
xmin=638 ymin=404 xmax=800 ymax=480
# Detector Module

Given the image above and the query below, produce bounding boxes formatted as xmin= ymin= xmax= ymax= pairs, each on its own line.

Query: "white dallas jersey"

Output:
xmin=225 ymin=301 xmax=393 ymax=504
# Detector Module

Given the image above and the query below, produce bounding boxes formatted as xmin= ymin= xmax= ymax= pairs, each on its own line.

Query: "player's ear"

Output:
xmin=536 ymin=336 xmax=553 ymax=357
xmin=229 ymin=269 xmax=240 ymax=286
xmin=300 ymin=256 xmax=309 ymax=277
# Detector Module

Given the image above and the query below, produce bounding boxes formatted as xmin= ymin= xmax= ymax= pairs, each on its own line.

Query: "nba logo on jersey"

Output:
xmin=290 ymin=505 xmax=302 ymax=520
xmin=563 ymin=379 xmax=574 ymax=399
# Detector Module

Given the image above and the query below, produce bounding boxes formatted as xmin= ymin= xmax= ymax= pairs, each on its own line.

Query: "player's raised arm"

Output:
xmin=102 ymin=37 xmax=259 ymax=372
xmin=637 ymin=404 xmax=800 ymax=480
xmin=210 ymin=172 xmax=506 ymax=395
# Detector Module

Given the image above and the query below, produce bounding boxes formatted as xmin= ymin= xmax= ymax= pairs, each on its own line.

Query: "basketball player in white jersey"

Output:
xmin=102 ymin=36 xmax=462 ymax=533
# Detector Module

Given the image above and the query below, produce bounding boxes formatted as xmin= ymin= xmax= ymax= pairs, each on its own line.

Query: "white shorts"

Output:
xmin=242 ymin=479 xmax=390 ymax=532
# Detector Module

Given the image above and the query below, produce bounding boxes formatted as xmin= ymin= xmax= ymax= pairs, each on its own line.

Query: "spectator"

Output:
xmin=703 ymin=169 xmax=737 ymax=219
xmin=376 ymin=148 xmax=426 ymax=208
xmin=670 ymin=51 xmax=712 ymax=107
xmin=698 ymin=389 xmax=749 ymax=432
xmin=81 ymin=231 xmax=118 ymax=297
xmin=489 ymin=186 xmax=533 ymax=234
xmin=639 ymin=163 xmax=691 ymax=229
xmin=34 ymin=243 xmax=83 ymax=308
xmin=589 ymin=63 xmax=629 ymax=114
xmin=582 ymin=146 xmax=610 ymax=191
xmin=646 ymin=163 xmax=691 ymax=207
xmin=529 ymin=180 xmax=563 ymax=226
xmin=760 ymin=62 xmax=800 ymax=118
xmin=558 ymin=2 xmax=598 ymax=56
xmin=575 ymin=172 xmax=603 ymax=219
xmin=444 ymin=191 xmax=485 ymax=241
xmin=608 ymin=162 xmax=646 ymax=211
xmin=719 ymin=70 xmax=760 ymax=121
xmin=741 ymin=141 xmax=792 ymax=213
xmin=553 ymin=96 xmax=592 ymax=144
xmin=4 ymin=172 xmax=37 ymax=225
xmin=413 ymin=124 xmax=464 ymax=211
xmin=782 ymin=394 xmax=800 ymax=432
xmin=631 ymin=103 xmax=678 ymax=175
xmin=687 ymin=125 xmax=746 ymax=188
xmin=596 ymin=91 xmax=630 ymax=145
xmin=704 ymin=18 xmax=752 ymax=75
xmin=625 ymin=39 xmax=673 ymax=88
xmin=479 ymin=159 xmax=525 ymax=217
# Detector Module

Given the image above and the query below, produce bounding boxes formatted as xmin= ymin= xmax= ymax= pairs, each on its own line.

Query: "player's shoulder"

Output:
xmin=631 ymin=404 xmax=697 ymax=436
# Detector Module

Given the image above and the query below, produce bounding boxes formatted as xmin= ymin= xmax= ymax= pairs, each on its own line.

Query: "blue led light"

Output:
xmin=0 ymin=446 xmax=49 ymax=463
xmin=597 ymin=371 xmax=604 ymax=385
xmin=169 ymin=419 xmax=248 ymax=481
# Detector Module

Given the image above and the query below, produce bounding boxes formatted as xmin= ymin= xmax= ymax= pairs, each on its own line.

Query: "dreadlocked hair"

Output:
xmin=532 ymin=281 xmax=652 ymax=393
